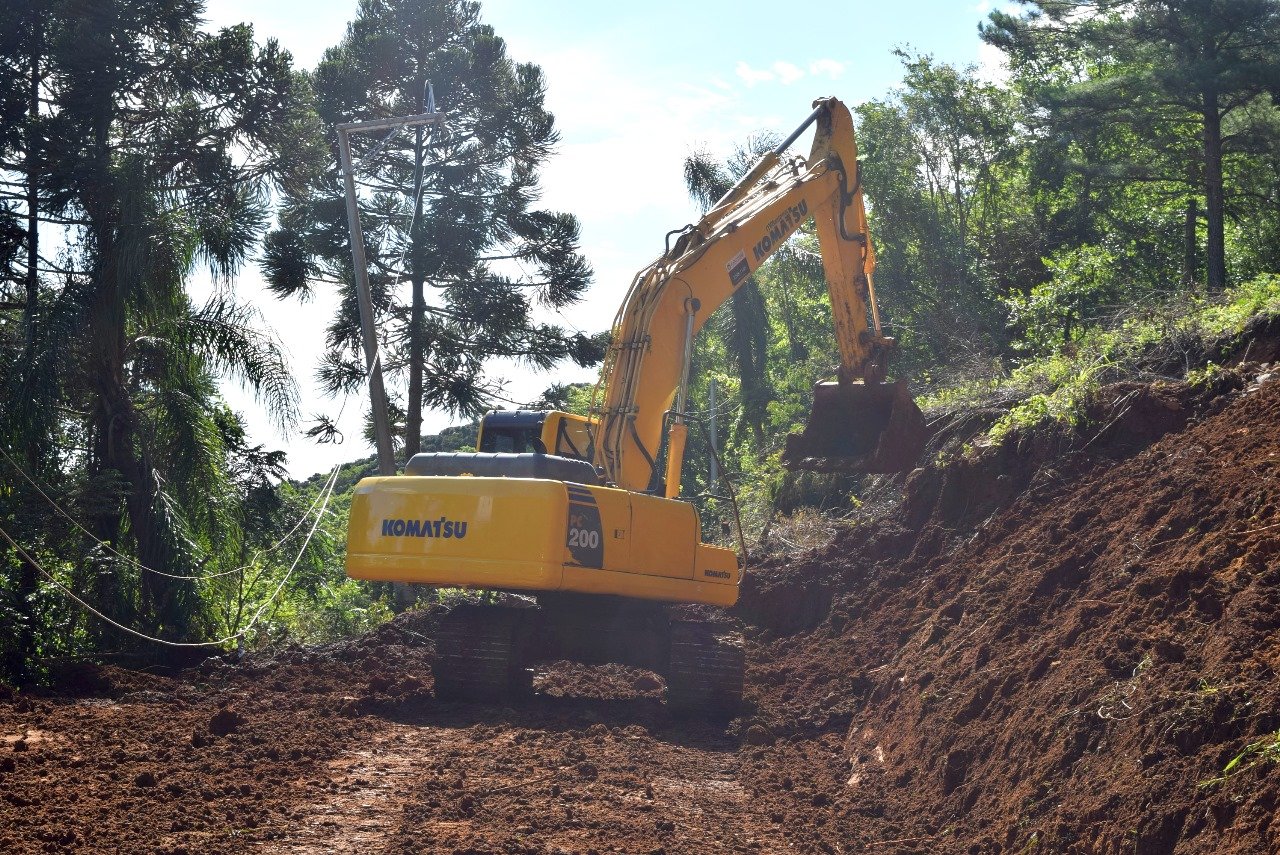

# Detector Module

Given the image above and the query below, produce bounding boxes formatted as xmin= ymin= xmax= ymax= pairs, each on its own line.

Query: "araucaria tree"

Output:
xmin=263 ymin=0 xmax=599 ymax=457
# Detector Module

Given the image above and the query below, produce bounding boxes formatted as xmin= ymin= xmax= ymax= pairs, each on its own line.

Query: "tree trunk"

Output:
xmin=23 ymin=15 xmax=40 ymax=355
xmin=1201 ymin=90 xmax=1227 ymax=291
xmin=730 ymin=282 xmax=769 ymax=444
xmin=406 ymin=273 xmax=425 ymax=459
xmin=88 ymin=251 xmax=191 ymax=640
xmin=1182 ymin=195 xmax=1198 ymax=291
xmin=83 ymin=111 xmax=192 ymax=642
xmin=87 ymin=252 xmax=130 ymax=647
xmin=10 ymin=13 xmax=44 ymax=683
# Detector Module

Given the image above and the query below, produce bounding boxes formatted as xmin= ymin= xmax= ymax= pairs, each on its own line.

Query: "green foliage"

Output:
xmin=0 ymin=0 xmax=328 ymax=677
xmin=1201 ymin=730 xmax=1280 ymax=789
xmin=983 ymin=0 xmax=1280 ymax=291
xmin=856 ymin=53 xmax=1024 ymax=370
xmin=248 ymin=578 xmax=394 ymax=647
xmin=525 ymin=382 xmax=595 ymax=415
xmin=986 ymin=274 xmax=1280 ymax=444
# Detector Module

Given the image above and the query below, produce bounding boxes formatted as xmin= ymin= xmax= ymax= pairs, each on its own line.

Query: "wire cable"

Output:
xmin=351 ymin=124 xmax=404 ymax=175
xmin=0 ymin=463 xmax=340 ymax=649
xmin=0 ymin=445 xmax=340 ymax=581
xmin=687 ymin=413 xmax=748 ymax=569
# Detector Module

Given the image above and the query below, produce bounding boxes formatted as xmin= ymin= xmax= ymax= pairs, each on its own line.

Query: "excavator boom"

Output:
xmin=594 ymin=97 xmax=925 ymax=493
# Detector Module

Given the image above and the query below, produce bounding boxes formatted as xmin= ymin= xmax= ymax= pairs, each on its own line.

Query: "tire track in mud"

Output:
xmin=371 ymin=711 xmax=774 ymax=855
xmin=279 ymin=708 xmax=778 ymax=854
xmin=276 ymin=723 xmax=438 ymax=854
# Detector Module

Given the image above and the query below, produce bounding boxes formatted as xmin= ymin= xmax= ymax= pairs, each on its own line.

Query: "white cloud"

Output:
xmin=736 ymin=59 xmax=815 ymax=87
xmin=735 ymin=61 xmax=775 ymax=86
xmin=523 ymin=46 xmax=751 ymax=318
xmin=808 ymin=59 xmax=846 ymax=80
xmin=772 ymin=61 xmax=805 ymax=85
xmin=973 ymin=0 xmax=991 ymax=13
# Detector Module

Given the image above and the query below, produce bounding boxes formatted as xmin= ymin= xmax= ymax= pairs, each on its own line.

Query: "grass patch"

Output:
xmin=920 ymin=274 xmax=1280 ymax=446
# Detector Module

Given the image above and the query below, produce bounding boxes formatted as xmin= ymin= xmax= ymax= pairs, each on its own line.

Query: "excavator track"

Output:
xmin=426 ymin=594 xmax=744 ymax=716
xmin=432 ymin=602 xmax=533 ymax=701
xmin=666 ymin=620 xmax=745 ymax=719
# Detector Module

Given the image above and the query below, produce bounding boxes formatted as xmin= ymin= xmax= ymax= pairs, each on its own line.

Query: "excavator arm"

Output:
xmin=595 ymin=97 xmax=926 ymax=495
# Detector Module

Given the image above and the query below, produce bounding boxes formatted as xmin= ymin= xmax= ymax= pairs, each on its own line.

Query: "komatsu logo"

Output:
xmin=381 ymin=518 xmax=468 ymax=539
xmin=752 ymin=200 xmax=808 ymax=262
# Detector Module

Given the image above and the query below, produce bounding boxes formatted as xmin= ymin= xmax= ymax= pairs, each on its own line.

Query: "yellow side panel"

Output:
xmin=346 ymin=474 xmax=739 ymax=607
xmin=562 ymin=483 xmax=630 ymax=570
xmin=627 ymin=491 xmax=698 ymax=579
xmin=346 ymin=477 xmax=565 ymax=590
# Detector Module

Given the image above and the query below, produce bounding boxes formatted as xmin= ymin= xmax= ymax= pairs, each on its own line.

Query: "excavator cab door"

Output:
xmin=782 ymin=380 xmax=928 ymax=474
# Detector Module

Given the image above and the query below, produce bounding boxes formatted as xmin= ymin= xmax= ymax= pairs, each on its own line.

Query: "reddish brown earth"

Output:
xmin=2 ymin=365 xmax=1279 ymax=854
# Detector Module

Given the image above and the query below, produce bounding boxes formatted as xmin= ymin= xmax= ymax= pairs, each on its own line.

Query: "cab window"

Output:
xmin=554 ymin=417 xmax=595 ymax=462
xmin=479 ymin=426 xmax=540 ymax=454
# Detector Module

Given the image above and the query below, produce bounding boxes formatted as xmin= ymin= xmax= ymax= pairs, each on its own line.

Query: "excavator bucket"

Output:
xmin=782 ymin=380 xmax=928 ymax=474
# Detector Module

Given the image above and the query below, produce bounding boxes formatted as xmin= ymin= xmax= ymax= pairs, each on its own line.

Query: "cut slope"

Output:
xmin=739 ymin=369 xmax=1280 ymax=853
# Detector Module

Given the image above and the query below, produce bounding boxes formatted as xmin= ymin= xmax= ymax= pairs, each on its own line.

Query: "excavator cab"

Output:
xmin=477 ymin=410 xmax=596 ymax=463
xmin=782 ymin=380 xmax=928 ymax=475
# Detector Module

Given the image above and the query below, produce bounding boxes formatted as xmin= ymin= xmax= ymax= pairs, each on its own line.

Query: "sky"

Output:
xmin=200 ymin=0 xmax=1012 ymax=479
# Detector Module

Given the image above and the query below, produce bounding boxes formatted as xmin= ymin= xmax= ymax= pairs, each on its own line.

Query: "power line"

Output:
xmin=0 ymin=444 xmax=339 ymax=581
xmin=0 ymin=463 xmax=340 ymax=649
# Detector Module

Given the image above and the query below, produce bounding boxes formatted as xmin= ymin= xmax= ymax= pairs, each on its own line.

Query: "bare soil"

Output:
xmin=3 ymin=365 xmax=1280 ymax=854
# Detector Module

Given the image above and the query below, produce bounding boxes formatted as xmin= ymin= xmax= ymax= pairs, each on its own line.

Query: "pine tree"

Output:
xmin=262 ymin=0 xmax=598 ymax=458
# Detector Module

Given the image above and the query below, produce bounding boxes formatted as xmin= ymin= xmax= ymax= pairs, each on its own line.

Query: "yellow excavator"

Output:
xmin=345 ymin=97 xmax=926 ymax=714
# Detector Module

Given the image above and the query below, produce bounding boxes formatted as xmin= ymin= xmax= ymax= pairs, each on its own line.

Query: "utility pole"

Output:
xmin=336 ymin=107 xmax=446 ymax=476
xmin=708 ymin=377 xmax=719 ymax=493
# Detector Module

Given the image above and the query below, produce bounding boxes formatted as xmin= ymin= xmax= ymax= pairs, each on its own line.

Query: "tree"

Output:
xmin=263 ymin=0 xmax=599 ymax=458
xmin=983 ymin=0 xmax=1280 ymax=290
xmin=63 ymin=10 xmax=314 ymax=637
xmin=0 ymin=0 xmax=54 ymax=681
xmin=1 ymin=0 xmax=319 ymax=654
xmin=854 ymin=54 xmax=1020 ymax=367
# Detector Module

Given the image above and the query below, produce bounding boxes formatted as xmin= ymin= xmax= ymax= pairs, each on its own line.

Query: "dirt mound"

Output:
xmin=738 ymin=368 xmax=1280 ymax=852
